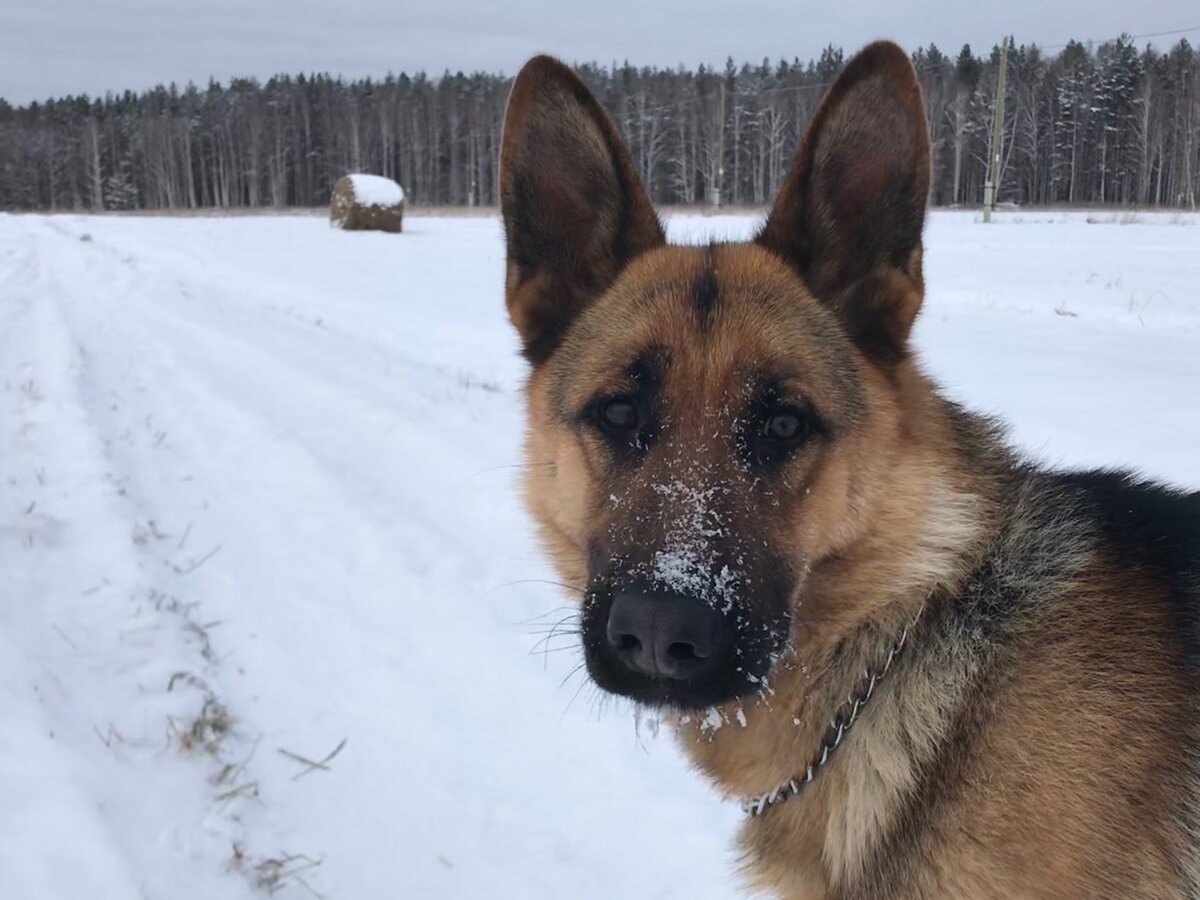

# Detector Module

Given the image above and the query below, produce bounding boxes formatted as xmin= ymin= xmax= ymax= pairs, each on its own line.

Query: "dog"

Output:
xmin=498 ymin=40 xmax=1200 ymax=899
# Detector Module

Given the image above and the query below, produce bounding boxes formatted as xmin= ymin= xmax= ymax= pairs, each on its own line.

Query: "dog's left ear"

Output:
xmin=757 ymin=41 xmax=931 ymax=363
xmin=500 ymin=56 xmax=665 ymax=366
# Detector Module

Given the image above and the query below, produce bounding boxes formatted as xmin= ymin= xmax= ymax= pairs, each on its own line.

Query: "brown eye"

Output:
xmin=600 ymin=397 xmax=639 ymax=432
xmin=762 ymin=410 xmax=806 ymax=442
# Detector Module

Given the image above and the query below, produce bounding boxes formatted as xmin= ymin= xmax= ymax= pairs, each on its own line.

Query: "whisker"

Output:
xmin=487 ymin=579 xmax=587 ymax=597
xmin=587 ymin=683 xmax=609 ymax=723
xmin=529 ymin=618 xmax=581 ymax=638
xmin=632 ymin=709 xmax=652 ymax=750
xmin=528 ymin=633 xmax=583 ymax=657
xmin=515 ymin=597 xmax=584 ymax=666
xmin=511 ymin=604 xmax=585 ymax=625
xmin=525 ymin=610 xmax=581 ymax=635
xmin=529 ymin=633 xmax=581 ymax=655
xmin=562 ymin=668 xmax=594 ymax=718
xmin=526 ymin=611 xmax=582 ymax=639
xmin=558 ymin=660 xmax=588 ymax=690
xmin=527 ymin=643 xmax=583 ymax=656
xmin=526 ymin=622 xmax=582 ymax=636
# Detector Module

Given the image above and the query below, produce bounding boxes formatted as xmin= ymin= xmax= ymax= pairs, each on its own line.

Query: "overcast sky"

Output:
xmin=3 ymin=0 xmax=1198 ymax=104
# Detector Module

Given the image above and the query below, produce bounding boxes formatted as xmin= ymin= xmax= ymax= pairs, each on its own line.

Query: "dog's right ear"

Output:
xmin=500 ymin=56 xmax=664 ymax=366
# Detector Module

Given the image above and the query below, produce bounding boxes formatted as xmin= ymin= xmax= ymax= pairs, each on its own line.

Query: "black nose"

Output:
xmin=606 ymin=589 xmax=726 ymax=681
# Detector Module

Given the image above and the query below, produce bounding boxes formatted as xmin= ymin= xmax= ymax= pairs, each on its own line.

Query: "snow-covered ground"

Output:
xmin=1 ymin=209 xmax=1198 ymax=899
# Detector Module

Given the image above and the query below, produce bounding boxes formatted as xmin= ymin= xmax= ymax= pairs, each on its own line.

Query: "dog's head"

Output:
xmin=501 ymin=43 xmax=932 ymax=710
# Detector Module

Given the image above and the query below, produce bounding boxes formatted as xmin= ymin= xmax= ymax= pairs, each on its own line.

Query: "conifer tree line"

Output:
xmin=1 ymin=36 xmax=1197 ymax=211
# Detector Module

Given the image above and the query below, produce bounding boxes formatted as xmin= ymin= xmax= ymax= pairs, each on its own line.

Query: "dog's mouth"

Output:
xmin=579 ymin=583 xmax=786 ymax=710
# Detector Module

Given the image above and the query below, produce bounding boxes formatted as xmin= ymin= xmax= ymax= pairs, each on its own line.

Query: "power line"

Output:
xmin=1036 ymin=24 xmax=1200 ymax=51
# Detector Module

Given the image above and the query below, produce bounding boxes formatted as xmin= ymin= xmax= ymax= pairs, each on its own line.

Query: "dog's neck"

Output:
xmin=741 ymin=608 xmax=920 ymax=818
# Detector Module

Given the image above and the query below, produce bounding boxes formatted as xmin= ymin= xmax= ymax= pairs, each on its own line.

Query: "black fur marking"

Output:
xmin=1055 ymin=470 xmax=1200 ymax=666
xmin=693 ymin=245 xmax=719 ymax=323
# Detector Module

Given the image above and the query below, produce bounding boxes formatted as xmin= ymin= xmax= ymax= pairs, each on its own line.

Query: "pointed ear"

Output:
xmin=500 ymin=56 xmax=665 ymax=365
xmin=757 ymin=41 xmax=931 ymax=363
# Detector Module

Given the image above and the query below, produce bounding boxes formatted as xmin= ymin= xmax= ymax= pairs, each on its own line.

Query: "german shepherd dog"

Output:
xmin=499 ymin=41 xmax=1200 ymax=899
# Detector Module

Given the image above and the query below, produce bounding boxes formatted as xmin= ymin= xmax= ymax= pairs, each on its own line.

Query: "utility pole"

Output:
xmin=982 ymin=36 xmax=1010 ymax=223
xmin=712 ymin=80 xmax=726 ymax=209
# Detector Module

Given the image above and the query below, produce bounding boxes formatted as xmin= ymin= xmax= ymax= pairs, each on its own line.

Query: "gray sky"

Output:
xmin=3 ymin=0 xmax=1198 ymax=104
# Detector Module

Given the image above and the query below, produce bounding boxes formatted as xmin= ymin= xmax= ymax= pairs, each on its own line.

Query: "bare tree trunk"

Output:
xmin=86 ymin=118 xmax=103 ymax=209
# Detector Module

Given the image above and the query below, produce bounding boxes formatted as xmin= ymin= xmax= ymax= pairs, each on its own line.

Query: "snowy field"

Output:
xmin=2 ymin=209 xmax=1199 ymax=899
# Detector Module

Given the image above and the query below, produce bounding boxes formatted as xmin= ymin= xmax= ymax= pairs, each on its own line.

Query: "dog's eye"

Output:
xmin=762 ymin=410 xmax=808 ymax=443
xmin=762 ymin=411 xmax=805 ymax=441
xmin=599 ymin=397 xmax=639 ymax=433
xmin=750 ymin=406 xmax=815 ymax=466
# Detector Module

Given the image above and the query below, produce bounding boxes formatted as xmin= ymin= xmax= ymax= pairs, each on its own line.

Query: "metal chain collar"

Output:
xmin=742 ymin=616 xmax=916 ymax=818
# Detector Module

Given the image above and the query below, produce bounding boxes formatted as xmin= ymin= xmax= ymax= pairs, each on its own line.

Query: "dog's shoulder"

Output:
xmin=956 ymin=465 xmax=1200 ymax=649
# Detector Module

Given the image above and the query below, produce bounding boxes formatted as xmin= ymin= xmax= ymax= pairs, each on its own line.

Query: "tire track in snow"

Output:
xmin=0 ymin=219 xmax=260 ymax=900
xmin=40 ymin=220 xmax=350 ymax=896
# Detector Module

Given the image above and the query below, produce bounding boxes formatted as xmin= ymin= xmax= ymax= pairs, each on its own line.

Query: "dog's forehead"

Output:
xmin=551 ymin=242 xmax=860 ymax=413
